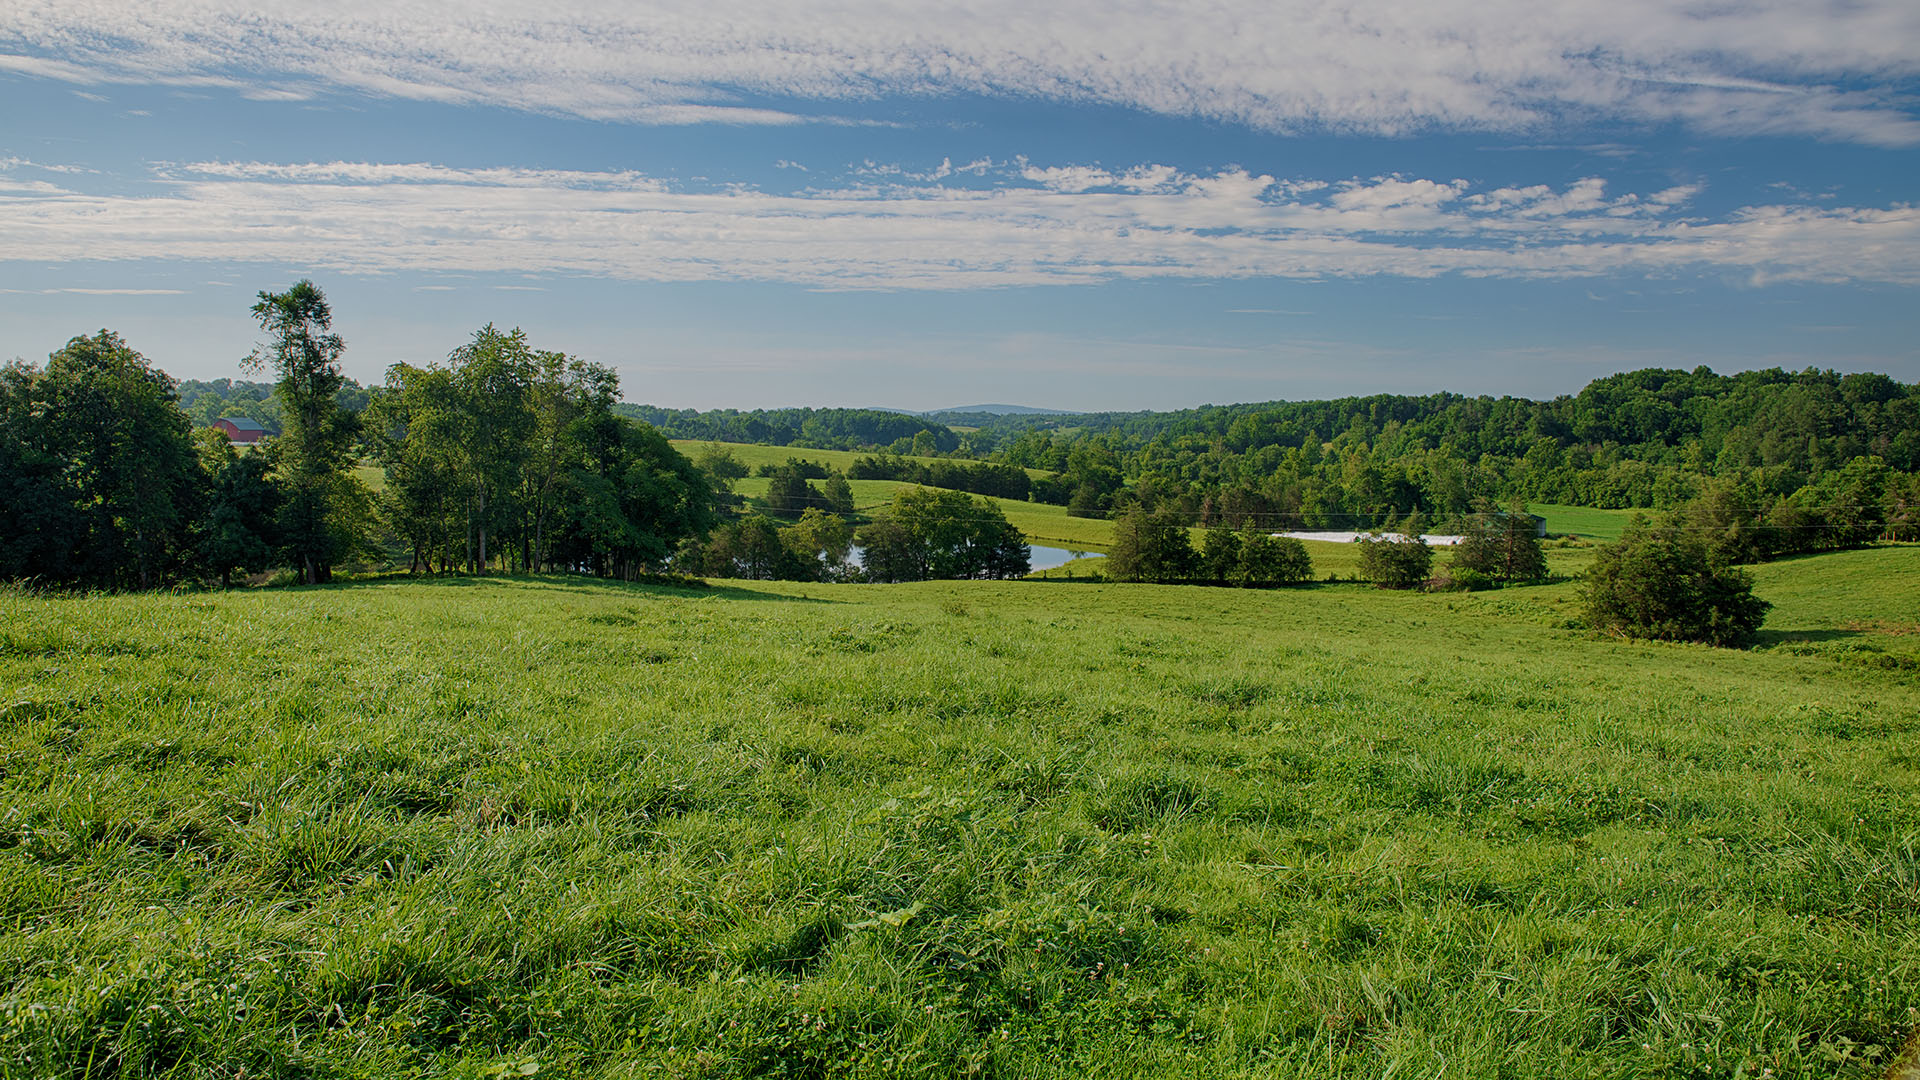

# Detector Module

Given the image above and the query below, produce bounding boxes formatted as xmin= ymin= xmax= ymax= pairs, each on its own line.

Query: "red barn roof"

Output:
xmin=212 ymin=417 xmax=268 ymax=443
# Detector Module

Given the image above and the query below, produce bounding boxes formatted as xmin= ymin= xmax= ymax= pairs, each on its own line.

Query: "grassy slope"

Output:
xmin=1531 ymin=504 xmax=1639 ymax=542
xmin=1 ymin=547 xmax=1915 ymax=1077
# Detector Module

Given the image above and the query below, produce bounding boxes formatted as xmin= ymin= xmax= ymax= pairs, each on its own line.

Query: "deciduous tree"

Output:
xmin=248 ymin=281 xmax=362 ymax=583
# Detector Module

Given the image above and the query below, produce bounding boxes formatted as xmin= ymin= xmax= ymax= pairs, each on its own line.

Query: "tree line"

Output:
xmin=615 ymin=404 xmax=962 ymax=454
xmin=1 ymin=281 xmax=1036 ymax=591
xmin=2 ymin=284 xmax=717 ymax=589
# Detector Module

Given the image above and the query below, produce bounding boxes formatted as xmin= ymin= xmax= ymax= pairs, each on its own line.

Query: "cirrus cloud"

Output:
xmin=1 ymin=158 xmax=1915 ymax=289
xmin=2 ymin=1 xmax=1918 ymax=141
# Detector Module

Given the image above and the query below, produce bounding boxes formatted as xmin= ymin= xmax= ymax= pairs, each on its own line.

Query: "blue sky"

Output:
xmin=3 ymin=3 xmax=1917 ymax=411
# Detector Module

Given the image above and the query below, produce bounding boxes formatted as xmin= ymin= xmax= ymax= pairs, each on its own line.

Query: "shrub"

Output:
xmin=1582 ymin=514 xmax=1771 ymax=645
xmin=1357 ymin=533 xmax=1432 ymax=589
xmin=1238 ymin=532 xmax=1313 ymax=586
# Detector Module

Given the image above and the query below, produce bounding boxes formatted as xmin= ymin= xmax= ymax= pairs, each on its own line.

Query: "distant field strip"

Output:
xmin=1531 ymin=503 xmax=1640 ymax=540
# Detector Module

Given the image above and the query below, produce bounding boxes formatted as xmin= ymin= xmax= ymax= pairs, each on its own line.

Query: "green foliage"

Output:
xmin=788 ymin=507 xmax=854 ymax=576
xmin=196 ymin=430 xmax=282 ymax=587
xmin=0 ymin=331 xmax=204 ymax=589
xmin=821 ymin=471 xmax=856 ymax=515
xmin=856 ymin=488 xmax=1030 ymax=582
xmin=1357 ymin=532 xmax=1433 ymax=589
xmin=1582 ymin=514 xmax=1772 ymax=645
xmin=762 ymin=461 xmax=830 ymax=517
xmin=1197 ymin=526 xmax=1315 ymax=587
xmin=961 ymin=366 xmax=1920 ymax=533
xmin=617 ymin=403 xmax=958 ymax=451
xmin=1103 ymin=507 xmax=1197 ymax=583
xmin=694 ymin=442 xmax=749 ymax=488
xmin=371 ymin=325 xmax=709 ymax=579
xmin=248 ymin=281 xmax=363 ymax=584
xmin=846 ymin=453 xmax=1033 ymax=501
xmin=1198 ymin=526 xmax=1242 ymax=584
xmin=1237 ymin=531 xmax=1314 ymax=586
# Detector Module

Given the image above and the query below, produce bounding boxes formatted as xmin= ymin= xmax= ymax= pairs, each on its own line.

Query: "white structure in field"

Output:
xmin=1275 ymin=531 xmax=1464 ymax=547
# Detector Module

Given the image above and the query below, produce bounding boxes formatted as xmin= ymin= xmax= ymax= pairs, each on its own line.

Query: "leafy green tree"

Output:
xmin=0 ymin=332 xmax=204 ymax=588
xmin=519 ymin=351 xmax=614 ymax=572
xmin=445 ymin=325 xmax=537 ymax=573
xmin=1105 ymin=507 xmax=1197 ymax=583
xmin=854 ymin=516 xmax=923 ymax=584
xmin=691 ymin=515 xmax=801 ymax=579
xmin=1358 ymin=532 xmax=1432 ymax=589
xmin=1497 ymin=506 xmax=1549 ymax=582
xmin=694 ymin=443 xmax=749 ymax=489
xmin=787 ymin=507 xmax=854 ymax=578
xmin=764 ymin=462 xmax=827 ymax=517
xmin=197 ymin=430 xmax=282 ymax=587
xmin=856 ymin=488 xmax=1028 ymax=581
xmin=583 ymin=421 xmax=716 ymax=578
xmin=1199 ymin=526 xmax=1242 ymax=585
xmin=1886 ymin=472 xmax=1920 ymax=541
xmin=1582 ymin=514 xmax=1770 ymax=645
xmin=821 ymin=471 xmax=855 ymax=515
xmin=366 ymin=362 xmax=465 ymax=572
xmin=1237 ymin=531 xmax=1313 ymax=586
xmin=0 ymin=361 xmax=81 ymax=582
xmin=248 ymin=281 xmax=362 ymax=583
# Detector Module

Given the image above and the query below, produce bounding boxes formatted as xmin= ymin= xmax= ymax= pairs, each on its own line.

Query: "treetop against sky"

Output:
xmin=2 ymin=1 xmax=1916 ymax=410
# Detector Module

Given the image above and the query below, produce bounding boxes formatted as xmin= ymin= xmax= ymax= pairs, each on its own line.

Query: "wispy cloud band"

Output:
xmin=2 ymin=160 xmax=1915 ymax=288
xmin=3 ymin=1 xmax=1918 ymax=141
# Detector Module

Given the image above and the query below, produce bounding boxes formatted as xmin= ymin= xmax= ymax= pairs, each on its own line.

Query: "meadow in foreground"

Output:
xmin=0 ymin=548 xmax=1915 ymax=1077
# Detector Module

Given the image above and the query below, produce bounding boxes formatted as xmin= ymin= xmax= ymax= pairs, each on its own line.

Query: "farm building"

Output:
xmin=211 ymin=417 xmax=269 ymax=445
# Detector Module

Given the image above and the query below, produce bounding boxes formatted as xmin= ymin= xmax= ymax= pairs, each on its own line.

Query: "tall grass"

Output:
xmin=0 ymin=548 xmax=1914 ymax=1076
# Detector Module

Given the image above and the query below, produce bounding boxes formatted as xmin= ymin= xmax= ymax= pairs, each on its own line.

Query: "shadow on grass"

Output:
xmin=266 ymin=572 xmax=839 ymax=604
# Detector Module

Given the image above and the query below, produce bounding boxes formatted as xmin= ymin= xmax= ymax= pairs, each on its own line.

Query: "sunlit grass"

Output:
xmin=1 ymin=545 xmax=1915 ymax=1076
xmin=1531 ymin=503 xmax=1639 ymax=541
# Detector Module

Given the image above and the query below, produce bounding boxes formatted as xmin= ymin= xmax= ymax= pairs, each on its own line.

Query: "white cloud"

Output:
xmin=0 ymin=287 xmax=189 ymax=295
xmin=2 ymin=160 xmax=1916 ymax=289
xmin=2 ymin=2 xmax=1916 ymax=141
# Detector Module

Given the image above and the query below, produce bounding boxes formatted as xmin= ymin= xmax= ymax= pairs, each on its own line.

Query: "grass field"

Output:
xmin=1530 ymin=504 xmax=1641 ymax=542
xmin=1 ymin=545 xmax=1915 ymax=1077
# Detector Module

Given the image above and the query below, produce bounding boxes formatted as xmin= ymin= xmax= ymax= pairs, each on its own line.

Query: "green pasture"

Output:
xmin=1 ymin=545 xmax=1916 ymax=1077
xmin=1531 ymin=504 xmax=1640 ymax=541
xmin=732 ymin=475 xmax=1115 ymax=553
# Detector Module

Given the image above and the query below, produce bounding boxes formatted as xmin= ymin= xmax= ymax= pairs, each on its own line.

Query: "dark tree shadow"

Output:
xmin=275 ymin=572 xmax=839 ymax=603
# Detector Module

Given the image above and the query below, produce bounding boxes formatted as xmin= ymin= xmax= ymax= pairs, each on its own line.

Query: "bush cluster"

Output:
xmin=1582 ymin=515 xmax=1771 ymax=645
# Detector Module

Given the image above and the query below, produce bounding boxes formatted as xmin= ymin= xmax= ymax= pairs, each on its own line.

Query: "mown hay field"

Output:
xmin=1 ymin=547 xmax=1915 ymax=1077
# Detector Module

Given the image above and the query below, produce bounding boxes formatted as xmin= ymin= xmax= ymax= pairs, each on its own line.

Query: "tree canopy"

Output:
xmin=1582 ymin=515 xmax=1771 ymax=646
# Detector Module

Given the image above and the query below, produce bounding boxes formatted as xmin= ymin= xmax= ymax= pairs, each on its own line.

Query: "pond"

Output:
xmin=1026 ymin=544 xmax=1084 ymax=571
